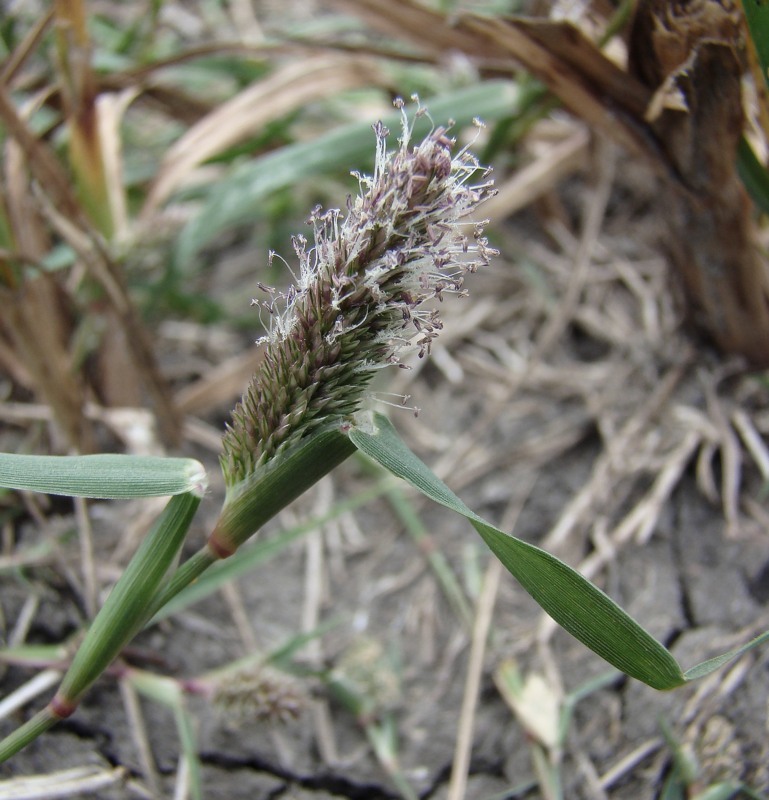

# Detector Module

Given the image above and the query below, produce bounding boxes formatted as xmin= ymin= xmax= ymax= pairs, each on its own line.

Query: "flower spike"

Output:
xmin=221 ymin=105 xmax=497 ymax=488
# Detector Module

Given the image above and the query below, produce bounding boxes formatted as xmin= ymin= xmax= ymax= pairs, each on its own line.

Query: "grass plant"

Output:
xmin=2 ymin=2 xmax=769 ymax=797
xmin=1 ymin=105 xmax=767 ymax=777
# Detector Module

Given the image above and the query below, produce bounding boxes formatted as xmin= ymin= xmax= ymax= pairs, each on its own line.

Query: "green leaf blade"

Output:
xmin=683 ymin=629 xmax=769 ymax=682
xmin=471 ymin=521 xmax=683 ymax=689
xmin=0 ymin=453 xmax=207 ymax=499
xmin=348 ymin=412 xmax=685 ymax=690
xmin=57 ymin=492 xmax=200 ymax=704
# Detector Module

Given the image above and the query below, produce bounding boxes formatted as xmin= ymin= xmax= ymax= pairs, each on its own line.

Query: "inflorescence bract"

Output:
xmin=221 ymin=102 xmax=497 ymax=486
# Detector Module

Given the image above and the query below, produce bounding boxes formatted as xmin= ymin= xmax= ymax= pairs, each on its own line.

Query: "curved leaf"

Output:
xmin=347 ymin=412 xmax=767 ymax=690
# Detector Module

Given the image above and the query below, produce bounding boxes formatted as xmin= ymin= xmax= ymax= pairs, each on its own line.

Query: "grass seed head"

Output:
xmin=221 ymin=102 xmax=497 ymax=486
xmin=212 ymin=665 xmax=305 ymax=724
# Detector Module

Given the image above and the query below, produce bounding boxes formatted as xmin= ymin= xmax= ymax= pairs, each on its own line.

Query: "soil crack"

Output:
xmin=200 ymin=750 xmax=403 ymax=799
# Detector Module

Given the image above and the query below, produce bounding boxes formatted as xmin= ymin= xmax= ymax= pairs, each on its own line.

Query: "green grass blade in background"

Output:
xmin=129 ymin=671 xmax=203 ymax=800
xmin=175 ymin=80 xmax=521 ymax=265
xmin=739 ymin=0 xmax=769 ymax=212
xmin=348 ymin=412 xmax=686 ymax=690
xmin=741 ymin=0 xmax=769 ymax=90
xmin=0 ymin=452 xmax=207 ymax=498
xmin=737 ymin=136 xmax=769 ymax=215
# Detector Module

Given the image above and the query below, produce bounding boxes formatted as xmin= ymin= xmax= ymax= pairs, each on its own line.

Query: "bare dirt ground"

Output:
xmin=2 ymin=129 xmax=769 ymax=800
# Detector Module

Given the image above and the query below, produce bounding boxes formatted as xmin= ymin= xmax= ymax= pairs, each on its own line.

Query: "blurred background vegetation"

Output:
xmin=0 ymin=0 xmax=522 ymax=458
